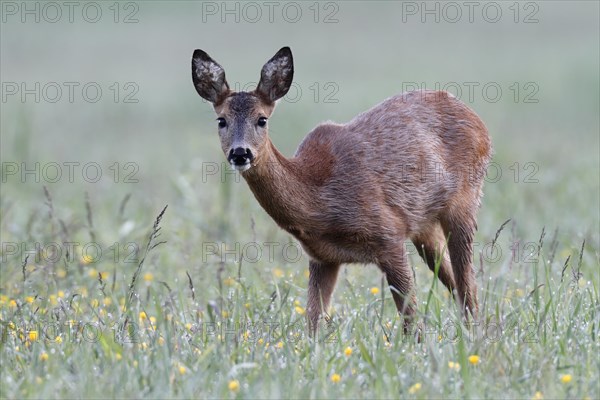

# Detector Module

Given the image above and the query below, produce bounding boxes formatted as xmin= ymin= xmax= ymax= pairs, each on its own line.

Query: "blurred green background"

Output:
xmin=1 ymin=0 xmax=599 ymax=280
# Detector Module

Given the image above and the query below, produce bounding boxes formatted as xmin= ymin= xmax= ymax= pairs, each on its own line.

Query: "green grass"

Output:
xmin=1 ymin=1 xmax=599 ymax=399
xmin=0 ymin=189 xmax=598 ymax=399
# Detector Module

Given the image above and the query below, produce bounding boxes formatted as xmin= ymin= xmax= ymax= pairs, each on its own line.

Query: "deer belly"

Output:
xmin=295 ymin=233 xmax=375 ymax=265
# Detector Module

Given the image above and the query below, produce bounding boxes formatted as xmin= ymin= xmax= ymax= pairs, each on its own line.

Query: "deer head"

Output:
xmin=191 ymin=47 xmax=294 ymax=171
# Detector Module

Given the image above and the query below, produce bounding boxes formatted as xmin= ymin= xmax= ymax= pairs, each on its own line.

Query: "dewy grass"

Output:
xmin=0 ymin=187 xmax=597 ymax=399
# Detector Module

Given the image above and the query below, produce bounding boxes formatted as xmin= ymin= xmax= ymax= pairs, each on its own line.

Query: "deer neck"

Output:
xmin=242 ymin=139 xmax=313 ymax=229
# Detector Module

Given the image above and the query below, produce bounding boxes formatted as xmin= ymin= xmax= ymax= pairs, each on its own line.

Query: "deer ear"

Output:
xmin=192 ymin=49 xmax=230 ymax=104
xmin=256 ymin=47 xmax=294 ymax=103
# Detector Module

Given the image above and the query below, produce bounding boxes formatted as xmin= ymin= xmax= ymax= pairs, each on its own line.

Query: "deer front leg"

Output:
xmin=306 ymin=260 xmax=341 ymax=336
xmin=378 ymin=243 xmax=419 ymax=336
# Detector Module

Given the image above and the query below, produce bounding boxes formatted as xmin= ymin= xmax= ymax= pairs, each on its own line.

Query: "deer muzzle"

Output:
xmin=228 ymin=147 xmax=254 ymax=171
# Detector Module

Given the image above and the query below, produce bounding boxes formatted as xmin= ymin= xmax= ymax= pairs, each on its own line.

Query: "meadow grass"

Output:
xmin=0 ymin=178 xmax=598 ymax=399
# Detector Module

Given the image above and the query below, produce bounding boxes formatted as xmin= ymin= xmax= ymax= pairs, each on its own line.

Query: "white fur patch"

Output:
xmin=195 ymin=59 xmax=222 ymax=80
xmin=230 ymin=160 xmax=252 ymax=172
xmin=264 ymin=56 xmax=291 ymax=78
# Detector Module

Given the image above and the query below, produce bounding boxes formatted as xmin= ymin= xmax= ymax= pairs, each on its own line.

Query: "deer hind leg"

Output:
xmin=440 ymin=207 xmax=479 ymax=318
xmin=306 ymin=260 xmax=341 ymax=336
xmin=377 ymin=242 xmax=418 ymax=335
xmin=412 ymin=224 xmax=456 ymax=294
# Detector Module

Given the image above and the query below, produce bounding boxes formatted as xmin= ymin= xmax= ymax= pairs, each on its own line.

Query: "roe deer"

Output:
xmin=191 ymin=47 xmax=492 ymax=335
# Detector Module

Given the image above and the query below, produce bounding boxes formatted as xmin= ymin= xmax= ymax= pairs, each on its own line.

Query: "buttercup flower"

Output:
xmin=408 ymin=382 xmax=422 ymax=394
xmin=468 ymin=355 xmax=480 ymax=365
xmin=560 ymin=374 xmax=572 ymax=384
xmin=448 ymin=361 xmax=460 ymax=371
xmin=228 ymin=380 xmax=240 ymax=391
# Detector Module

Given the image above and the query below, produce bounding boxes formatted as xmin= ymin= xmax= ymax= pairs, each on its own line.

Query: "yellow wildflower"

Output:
xmin=28 ymin=331 xmax=38 ymax=341
xmin=25 ymin=296 xmax=35 ymax=304
xmin=408 ymin=382 xmax=422 ymax=394
xmin=223 ymin=277 xmax=236 ymax=286
xmin=468 ymin=355 xmax=480 ymax=365
xmin=143 ymin=272 xmax=154 ymax=282
xmin=448 ymin=361 xmax=460 ymax=371
xmin=532 ymin=392 xmax=543 ymax=400
xmin=228 ymin=379 xmax=240 ymax=392
xmin=273 ymin=268 xmax=284 ymax=278
xmin=178 ymin=364 xmax=186 ymax=375
xmin=370 ymin=287 xmax=380 ymax=295
xmin=39 ymin=352 xmax=49 ymax=361
xmin=331 ymin=373 xmax=341 ymax=383
xmin=295 ymin=306 xmax=306 ymax=315
xmin=344 ymin=347 xmax=353 ymax=357
xmin=560 ymin=374 xmax=572 ymax=384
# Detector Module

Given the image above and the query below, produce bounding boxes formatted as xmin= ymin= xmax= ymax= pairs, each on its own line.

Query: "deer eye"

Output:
xmin=217 ymin=118 xmax=227 ymax=128
xmin=257 ymin=117 xmax=267 ymax=127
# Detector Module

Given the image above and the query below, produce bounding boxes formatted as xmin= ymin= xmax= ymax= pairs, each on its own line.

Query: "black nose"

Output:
xmin=228 ymin=147 xmax=254 ymax=166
